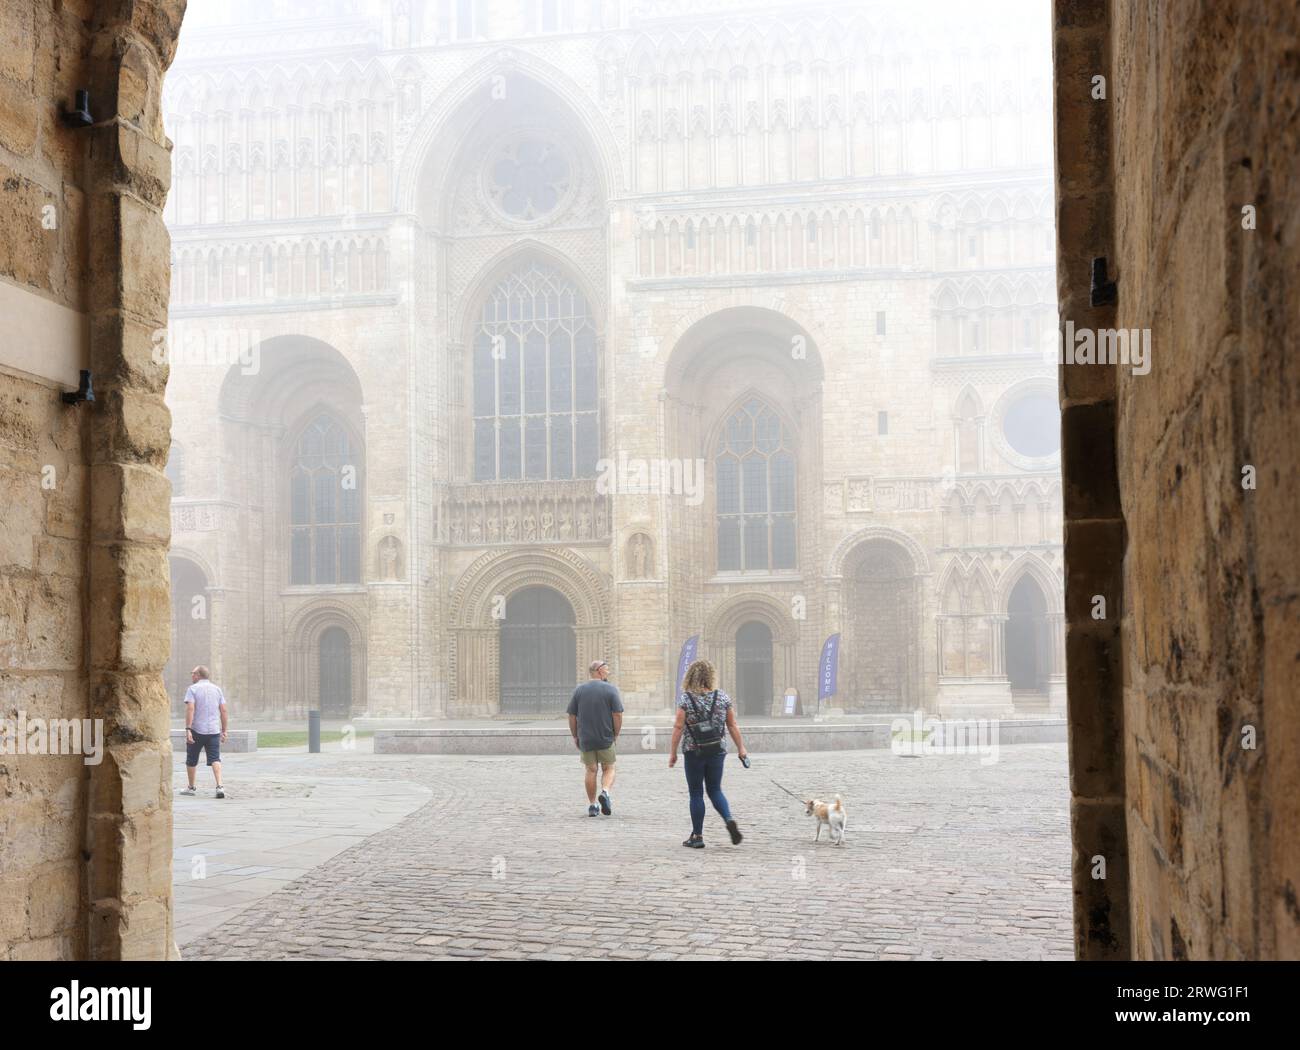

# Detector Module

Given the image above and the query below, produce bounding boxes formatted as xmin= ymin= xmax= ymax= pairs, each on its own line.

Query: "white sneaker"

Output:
xmin=215 ymin=787 xmax=226 ymax=799
xmin=179 ymin=787 xmax=196 ymax=796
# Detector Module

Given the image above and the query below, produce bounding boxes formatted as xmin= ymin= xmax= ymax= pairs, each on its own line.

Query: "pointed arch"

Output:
xmin=399 ymin=51 xmax=622 ymax=218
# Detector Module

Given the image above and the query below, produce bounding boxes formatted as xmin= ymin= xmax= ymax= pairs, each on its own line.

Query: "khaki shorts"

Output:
xmin=580 ymin=746 xmax=616 ymax=768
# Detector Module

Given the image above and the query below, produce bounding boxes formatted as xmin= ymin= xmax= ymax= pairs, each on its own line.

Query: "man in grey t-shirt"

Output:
xmin=566 ymin=660 xmax=623 ymax=817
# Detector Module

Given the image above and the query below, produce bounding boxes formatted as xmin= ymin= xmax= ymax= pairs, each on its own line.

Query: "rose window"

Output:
xmin=487 ymin=138 xmax=572 ymax=222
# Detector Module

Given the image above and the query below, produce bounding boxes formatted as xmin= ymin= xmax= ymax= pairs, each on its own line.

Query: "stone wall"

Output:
xmin=1055 ymin=0 xmax=1300 ymax=959
xmin=0 ymin=0 xmax=184 ymax=961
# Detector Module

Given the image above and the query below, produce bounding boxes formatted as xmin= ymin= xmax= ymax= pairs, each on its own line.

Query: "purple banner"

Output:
xmin=675 ymin=635 xmax=699 ymax=694
xmin=818 ymin=633 xmax=841 ymax=701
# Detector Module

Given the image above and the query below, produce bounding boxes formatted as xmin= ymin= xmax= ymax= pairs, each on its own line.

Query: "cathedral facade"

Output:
xmin=160 ymin=0 xmax=1064 ymax=721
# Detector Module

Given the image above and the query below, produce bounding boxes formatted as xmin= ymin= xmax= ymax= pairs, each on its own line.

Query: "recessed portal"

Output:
xmin=735 ymin=620 xmax=774 ymax=716
xmin=499 ymin=585 xmax=577 ymax=714
xmin=1006 ymin=574 xmax=1049 ymax=693
xmin=318 ymin=626 xmax=353 ymax=718
xmin=165 ymin=557 xmax=211 ymax=716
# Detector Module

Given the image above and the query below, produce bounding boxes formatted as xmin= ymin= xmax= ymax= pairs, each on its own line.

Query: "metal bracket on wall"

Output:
xmin=1090 ymin=257 xmax=1118 ymax=307
xmin=61 ymin=370 xmax=95 ymax=406
xmin=61 ymin=89 xmax=93 ymax=128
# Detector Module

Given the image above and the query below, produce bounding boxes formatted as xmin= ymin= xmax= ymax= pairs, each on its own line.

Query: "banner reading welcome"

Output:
xmin=818 ymin=633 xmax=841 ymax=702
xmin=675 ymin=635 xmax=699 ymax=692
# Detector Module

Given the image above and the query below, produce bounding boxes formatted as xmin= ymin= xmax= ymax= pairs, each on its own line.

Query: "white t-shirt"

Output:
xmin=184 ymin=679 xmax=226 ymax=735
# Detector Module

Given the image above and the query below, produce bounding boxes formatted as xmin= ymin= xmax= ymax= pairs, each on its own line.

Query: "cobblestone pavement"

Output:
xmin=183 ymin=743 xmax=1073 ymax=960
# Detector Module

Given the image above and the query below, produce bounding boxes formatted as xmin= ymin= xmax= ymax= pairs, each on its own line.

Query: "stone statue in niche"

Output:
xmin=399 ymin=80 xmax=419 ymax=118
xmin=628 ymin=533 xmax=653 ymax=579
xmin=541 ymin=509 xmax=554 ymax=539
xmin=379 ymin=535 xmax=401 ymax=581
xmin=558 ymin=504 xmax=572 ymax=539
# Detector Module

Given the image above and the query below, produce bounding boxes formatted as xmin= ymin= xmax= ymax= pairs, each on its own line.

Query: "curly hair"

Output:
xmin=682 ymin=658 xmax=716 ymax=695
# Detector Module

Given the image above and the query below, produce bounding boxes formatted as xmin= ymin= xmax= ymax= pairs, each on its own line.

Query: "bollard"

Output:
xmin=308 ymin=709 xmax=321 ymax=753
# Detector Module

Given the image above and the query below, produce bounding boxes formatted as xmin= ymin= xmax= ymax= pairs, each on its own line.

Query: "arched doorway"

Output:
xmin=164 ymin=557 xmax=211 ymax=717
xmin=1006 ymin=574 xmax=1049 ymax=693
xmin=500 ymin=586 xmax=576 ymax=714
xmin=844 ymin=539 xmax=919 ymax=712
xmin=318 ymin=626 xmax=352 ymax=717
xmin=735 ymin=620 xmax=774 ymax=716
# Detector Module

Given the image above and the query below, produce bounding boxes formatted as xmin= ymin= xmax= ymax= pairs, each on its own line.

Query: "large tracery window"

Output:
xmin=472 ymin=263 xmax=600 ymax=481
xmin=715 ymin=398 xmax=797 ymax=573
xmin=290 ymin=414 xmax=362 ymax=585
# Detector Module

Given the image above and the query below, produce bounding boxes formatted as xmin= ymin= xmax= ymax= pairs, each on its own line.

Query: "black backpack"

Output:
xmin=683 ymin=691 xmax=723 ymax=756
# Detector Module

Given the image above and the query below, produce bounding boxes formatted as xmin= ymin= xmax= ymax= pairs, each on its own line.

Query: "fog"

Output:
xmin=160 ymin=0 xmax=1063 ymax=725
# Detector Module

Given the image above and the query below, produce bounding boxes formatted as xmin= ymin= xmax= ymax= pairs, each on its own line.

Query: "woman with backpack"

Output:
xmin=669 ymin=658 xmax=748 ymax=848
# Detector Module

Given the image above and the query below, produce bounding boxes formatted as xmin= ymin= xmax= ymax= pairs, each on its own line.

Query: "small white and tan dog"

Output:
xmin=805 ymin=795 xmax=846 ymax=845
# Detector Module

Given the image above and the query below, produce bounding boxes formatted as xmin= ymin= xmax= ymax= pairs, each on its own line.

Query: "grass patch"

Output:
xmin=256 ymin=730 xmax=375 ymax=749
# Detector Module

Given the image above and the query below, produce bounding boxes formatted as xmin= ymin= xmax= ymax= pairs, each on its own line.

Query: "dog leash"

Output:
xmin=767 ymin=778 xmax=806 ymax=803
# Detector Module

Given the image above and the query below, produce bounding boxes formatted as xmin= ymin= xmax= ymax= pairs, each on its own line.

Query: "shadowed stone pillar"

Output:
xmin=1052 ymin=0 xmax=1130 ymax=961
xmin=83 ymin=0 xmax=187 ymax=961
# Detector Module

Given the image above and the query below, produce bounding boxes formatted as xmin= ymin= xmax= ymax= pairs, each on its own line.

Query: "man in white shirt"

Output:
xmin=180 ymin=666 xmax=228 ymax=798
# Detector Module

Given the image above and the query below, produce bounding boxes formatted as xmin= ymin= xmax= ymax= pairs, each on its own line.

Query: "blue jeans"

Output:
xmin=683 ymin=749 xmax=732 ymax=836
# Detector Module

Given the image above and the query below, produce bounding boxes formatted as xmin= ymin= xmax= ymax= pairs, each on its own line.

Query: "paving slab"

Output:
xmin=172 ymin=750 xmax=432 ymax=951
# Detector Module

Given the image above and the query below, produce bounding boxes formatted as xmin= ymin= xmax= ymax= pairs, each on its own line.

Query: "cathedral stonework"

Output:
xmin=161 ymin=0 xmax=1064 ymax=721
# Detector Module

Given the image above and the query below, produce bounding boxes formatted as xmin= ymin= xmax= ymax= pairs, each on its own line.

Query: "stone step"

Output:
xmin=169 ymin=729 xmax=258 ymax=753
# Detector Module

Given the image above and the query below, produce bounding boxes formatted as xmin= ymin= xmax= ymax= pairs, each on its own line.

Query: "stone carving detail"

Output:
xmin=845 ymin=477 xmax=872 ymax=513
xmin=874 ymin=478 xmax=933 ymax=511
xmin=172 ymin=502 xmax=223 ymax=532
xmin=437 ymin=482 xmax=610 ymax=546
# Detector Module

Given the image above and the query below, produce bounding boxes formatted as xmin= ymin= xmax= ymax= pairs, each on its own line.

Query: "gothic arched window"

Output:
xmin=472 ymin=263 xmax=599 ymax=481
xmin=290 ymin=414 xmax=362 ymax=585
xmin=715 ymin=398 xmax=796 ymax=572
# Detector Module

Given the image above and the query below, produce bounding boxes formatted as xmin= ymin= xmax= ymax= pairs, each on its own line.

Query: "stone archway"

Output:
xmin=447 ymin=547 xmax=612 ymax=717
xmin=703 ymin=593 xmax=797 ymax=717
xmin=842 ymin=539 xmax=921 ymax=713
xmin=285 ymin=603 xmax=368 ymax=720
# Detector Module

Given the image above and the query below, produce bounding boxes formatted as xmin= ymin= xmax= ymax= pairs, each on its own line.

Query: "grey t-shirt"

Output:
xmin=566 ymin=680 xmax=624 ymax=751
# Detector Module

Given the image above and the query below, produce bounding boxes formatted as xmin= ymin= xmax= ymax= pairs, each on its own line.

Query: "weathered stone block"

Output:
xmin=1065 ymin=625 xmax=1123 ymax=798
xmin=0 ymin=166 xmax=56 ymax=293
xmin=91 ymin=461 xmax=171 ymax=545
xmin=1061 ymin=399 xmax=1118 ymax=520
xmin=87 ymin=543 xmax=170 ymax=672
xmin=0 ymin=0 xmax=36 ymax=85
xmin=0 ymin=77 xmax=38 ymax=156
xmin=26 ymin=861 xmax=79 ymax=939
xmin=1070 ymin=796 xmax=1129 ymax=960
